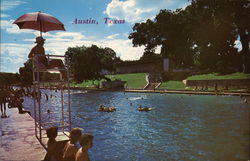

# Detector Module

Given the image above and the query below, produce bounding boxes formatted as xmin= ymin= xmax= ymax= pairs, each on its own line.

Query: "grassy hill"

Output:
xmin=71 ymin=73 xmax=147 ymax=89
xmin=159 ymin=81 xmax=190 ymax=90
xmin=106 ymin=73 xmax=147 ymax=89
xmin=159 ymin=72 xmax=250 ymax=90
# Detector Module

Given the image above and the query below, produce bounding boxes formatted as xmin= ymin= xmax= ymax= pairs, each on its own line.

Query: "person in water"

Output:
xmin=75 ymin=133 xmax=93 ymax=161
xmin=63 ymin=128 xmax=82 ymax=161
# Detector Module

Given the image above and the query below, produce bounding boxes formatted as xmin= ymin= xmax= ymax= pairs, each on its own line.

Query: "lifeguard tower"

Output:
xmin=32 ymin=54 xmax=71 ymax=149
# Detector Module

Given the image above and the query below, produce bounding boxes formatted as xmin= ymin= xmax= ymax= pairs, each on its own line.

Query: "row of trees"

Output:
xmin=0 ymin=72 xmax=20 ymax=87
xmin=129 ymin=0 xmax=250 ymax=73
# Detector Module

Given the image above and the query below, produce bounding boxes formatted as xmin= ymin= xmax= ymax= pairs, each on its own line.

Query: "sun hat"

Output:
xmin=35 ymin=36 xmax=46 ymax=43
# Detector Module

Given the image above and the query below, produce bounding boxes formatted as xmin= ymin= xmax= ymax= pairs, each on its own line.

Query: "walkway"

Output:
xmin=125 ymin=89 xmax=250 ymax=96
xmin=0 ymin=108 xmax=46 ymax=161
xmin=144 ymin=82 xmax=160 ymax=90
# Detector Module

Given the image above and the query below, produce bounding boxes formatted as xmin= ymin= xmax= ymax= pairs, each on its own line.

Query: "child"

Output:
xmin=44 ymin=127 xmax=62 ymax=161
xmin=75 ymin=134 xmax=93 ymax=161
xmin=63 ymin=128 xmax=82 ymax=161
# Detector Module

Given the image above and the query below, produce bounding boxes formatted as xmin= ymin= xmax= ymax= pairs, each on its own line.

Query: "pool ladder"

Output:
xmin=32 ymin=54 xmax=72 ymax=149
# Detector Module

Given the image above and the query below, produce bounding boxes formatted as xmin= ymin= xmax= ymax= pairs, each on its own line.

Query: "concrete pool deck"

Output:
xmin=0 ymin=108 xmax=46 ymax=161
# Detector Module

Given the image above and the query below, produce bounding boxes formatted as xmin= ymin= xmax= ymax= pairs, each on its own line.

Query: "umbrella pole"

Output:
xmin=40 ymin=21 xmax=42 ymax=37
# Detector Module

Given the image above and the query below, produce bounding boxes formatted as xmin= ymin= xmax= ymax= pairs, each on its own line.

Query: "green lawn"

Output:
xmin=71 ymin=73 xmax=147 ymax=89
xmin=186 ymin=72 xmax=250 ymax=80
xmin=71 ymin=72 xmax=249 ymax=90
xmin=106 ymin=73 xmax=147 ymax=89
xmin=159 ymin=72 xmax=250 ymax=91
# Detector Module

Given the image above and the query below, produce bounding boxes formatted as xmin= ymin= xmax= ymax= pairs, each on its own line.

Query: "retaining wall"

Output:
xmin=183 ymin=79 xmax=250 ymax=88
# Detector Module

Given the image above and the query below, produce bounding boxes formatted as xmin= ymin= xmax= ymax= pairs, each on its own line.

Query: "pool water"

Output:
xmin=23 ymin=90 xmax=249 ymax=161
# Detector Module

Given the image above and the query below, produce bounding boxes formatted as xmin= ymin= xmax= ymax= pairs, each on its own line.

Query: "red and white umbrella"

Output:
xmin=13 ymin=11 xmax=65 ymax=36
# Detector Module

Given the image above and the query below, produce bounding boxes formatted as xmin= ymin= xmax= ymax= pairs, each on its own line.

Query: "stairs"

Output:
xmin=143 ymin=73 xmax=162 ymax=90
xmin=144 ymin=82 xmax=160 ymax=90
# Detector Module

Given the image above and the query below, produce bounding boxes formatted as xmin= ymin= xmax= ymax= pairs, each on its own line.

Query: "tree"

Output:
xmin=129 ymin=19 xmax=160 ymax=53
xmin=65 ymin=45 xmax=120 ymax=83
xmin=0 ymin=72 xmax=20 ymax=87
xmin=139 ymin=51 xmax=161 ymax=61
xmin=129 ymin=9 xmax=195 ymax=68
xmin=155 ymin=9 xmax=195 ymax=68
xmin=190 ymin=0 xmax=250 ymax=72
xmin=129 ymin=0 xmax=248 ymax=72
xmin=19 ymin=59 xmax=33 ymax=86
xmin=101 ymin=47 xmax=121 ymax=71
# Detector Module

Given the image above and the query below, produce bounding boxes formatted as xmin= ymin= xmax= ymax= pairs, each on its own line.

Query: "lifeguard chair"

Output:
xmin=32 ymin=54 xmax=71 ymax=149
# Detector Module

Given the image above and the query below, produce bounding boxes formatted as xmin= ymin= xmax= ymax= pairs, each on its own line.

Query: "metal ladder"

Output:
xmin=32 ymin=54 xmax=71 ymax=149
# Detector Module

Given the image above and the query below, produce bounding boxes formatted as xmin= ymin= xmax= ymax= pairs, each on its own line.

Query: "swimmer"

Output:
xmin=138 ymin=106 xmax=153 ymax=112
xmin=45 ymin=93 xmax=49 ymax=101
xmin=243 ymin=98 xmax=248 ymax=104
xmin=98 ymin=105 xmax=104 ymax=111
xmin=98 ymin=105 xmax=116 ymax=112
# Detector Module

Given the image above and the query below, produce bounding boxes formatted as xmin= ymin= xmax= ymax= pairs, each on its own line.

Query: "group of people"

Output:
xmin=0 ymin=83 xmax=62 ymax=118
xmin=0 ymin=86 xmax=32 ymax=117
xmin=44 ymin=127 xmax=93 ymax=161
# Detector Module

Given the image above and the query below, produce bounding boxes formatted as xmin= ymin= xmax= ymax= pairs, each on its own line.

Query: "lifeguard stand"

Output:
xmin=32 ymin=54 xmax=71 ymax=149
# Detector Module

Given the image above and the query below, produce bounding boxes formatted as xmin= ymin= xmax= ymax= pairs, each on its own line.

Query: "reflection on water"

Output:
xmin=23 ymin=90 xmax=249 ymax=161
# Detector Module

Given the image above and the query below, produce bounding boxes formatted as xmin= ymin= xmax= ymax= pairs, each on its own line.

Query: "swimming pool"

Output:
xmin=23 ymin=90 xmax=249 ymax=161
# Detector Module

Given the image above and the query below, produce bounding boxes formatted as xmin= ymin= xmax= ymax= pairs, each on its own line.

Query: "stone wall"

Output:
xmin=183 ymin=79 xmax=250 ymax=88
xmin=101 ymin=80 xmax=126 ymax=89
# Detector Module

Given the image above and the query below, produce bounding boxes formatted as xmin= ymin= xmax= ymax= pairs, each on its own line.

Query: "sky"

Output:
xmin=1 ymin=0 xmax=193 ymax=73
